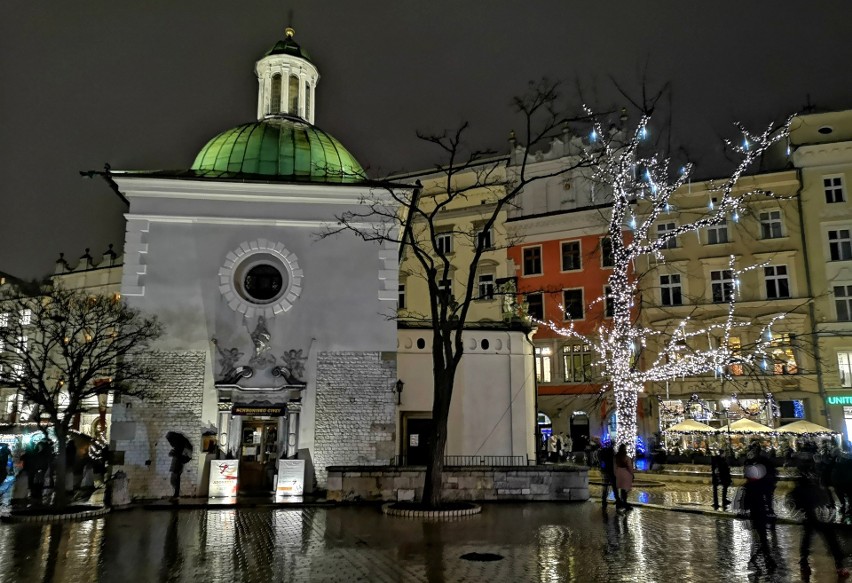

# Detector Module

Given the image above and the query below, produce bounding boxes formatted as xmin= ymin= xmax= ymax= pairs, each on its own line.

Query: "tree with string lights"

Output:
xmin=545 ymin=112 xmax=791 ymax=455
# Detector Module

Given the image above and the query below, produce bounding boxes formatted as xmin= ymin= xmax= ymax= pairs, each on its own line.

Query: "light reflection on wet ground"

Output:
xmin=0 ymin=503 xmax=850 ymax=582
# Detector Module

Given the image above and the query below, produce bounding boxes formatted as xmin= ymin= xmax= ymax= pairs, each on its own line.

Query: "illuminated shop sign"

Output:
xmin=826 ymin=395 xmax=852 ymax=406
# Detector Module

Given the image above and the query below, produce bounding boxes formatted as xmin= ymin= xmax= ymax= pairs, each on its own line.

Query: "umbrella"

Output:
xmin=663 ymin=419 xmax=717 ymax=433
xmin=722 ymin=419 xmax=774 ymax=433
xmin=776 ymin=420 xmax=838 ymax=435
xmin=166 ymin=431 xmax=193 ymax=452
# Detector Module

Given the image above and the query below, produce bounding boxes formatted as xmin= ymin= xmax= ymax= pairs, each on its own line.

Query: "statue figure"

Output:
xmin=249 ymin=316 xmax=277 ymax=368
xmin=280 ymin=349 xmax=308 ymax=385
xmin=212 ymin=338 xmax=243 ymax=382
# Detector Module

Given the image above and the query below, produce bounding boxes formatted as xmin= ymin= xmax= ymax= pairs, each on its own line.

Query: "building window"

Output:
xmin=825 ymin=175 xmax=846 ymax=204
xmin=765 ymin=265 xmax=790 ymax=299
xmin=535 ymin=346 xmax=552 ymax=383
xmin=759 ymin=210 xmax=783 ymax=239
xmin=523 ymin=246 xmax=542 ymax=276
xmin=526 ymin=293 xmax=544 ymax=320
xmin=477 ymin=226 xmax=493 ymax=250
xmin=601 ymin=237 xmax=614 ymax=268
xmin=478 ymin=274 xmax=495 ymax=300
xmin=561 ymin=241 xmax=581 ymax=271
xmin=660 ymin=274 xmax=683 ymax=306
xmin=16 ymin=335 xmax=27 ymax=354
xmin=288 ymin=75 xmax=300 ymax=116
xmin=563 ymin=343 xmax=593 ymax=382
xmin=779 ymin=400 xmax=806 ymax=420
xmin=657 ymin=222 xmax=677 ymax=249
xmin=829 ymin=229 xmax=852 ymax=261
xmin=563 ymin=289 xmax=584 ymax=320
xmin=706 ymin=219 xmax=729 ymax=245
xmin=435 ymin=232 xmax=453 ymax=255
xmin=728 ymin=336 xmax=744 ymax=376
xmin=270 ymin=74 xmax=282 ymax=114
xmin=0 ymin=312 xmax=9 ymax=327
xmin=768 ymin=333 xmax=797 ymax=375
xmin=835 ymin=285 xmax=852 ymax=321
xmin=304 ymin=81 xmax=311 ymax=120
xmin=438 ymin=279 xmax=453 ymax=304
xmin=604 ymin=285 xmax=614 ymax=318
xmin=398 ymin=283 xmax=406 ymax=309
xmin=20 ymin=309 xmax=32 ymax=326
xmin=838 ymin=352 xmax=852 ymax=387
xmin=711 ymin=270 xmax=734 ymax=303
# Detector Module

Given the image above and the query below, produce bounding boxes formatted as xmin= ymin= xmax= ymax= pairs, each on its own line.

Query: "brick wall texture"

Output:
xmin=111 ymin=350 xmax=206 ymax=499
xmin=313 ymin=351 xmax=397 ymax=486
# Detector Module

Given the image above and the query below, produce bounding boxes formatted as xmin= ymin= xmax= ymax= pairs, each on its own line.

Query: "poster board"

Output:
xmin=276 ymin=459 xmax=305 ymax=497
xmin=208 ymin=460 xmax=239 ymax=497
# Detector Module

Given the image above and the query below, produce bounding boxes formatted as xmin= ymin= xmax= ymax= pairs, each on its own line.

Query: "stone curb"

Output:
xmin=1 ymin=506 xmax=110 ymax=524
xmin=381 ymin=502 xmax=482 ymax=519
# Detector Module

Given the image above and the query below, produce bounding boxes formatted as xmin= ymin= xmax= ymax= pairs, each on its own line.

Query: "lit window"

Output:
xmin=288 ymin=75 xmax=300 ymax=115
xmin=706 ymin=219 xmax=729 ymax=245
xmin=601 ymin=237 xmax=614 ymax=268
xmin=398 ymin=283 xmax=406 ymax=309
xmin=838 ymin=352 xmax=852 ymax=387
xmin=269 ymin=74 xmax=282 ymax=114
xmin=824 ymin=175 xmax=846 ymax=204
xmin=535 ymin=346 xmax=552 ymax=383
xmin=710 ymin=270 xmax=734 ymax=303
xmin=16 ymin=335 xmax=27 ymax=354
xmin=20 ymin=309 xmax=31 ymax=326
xmin=728 ymin=336 xmax=743 ymax=376
xmin=657 ymin=222 xmax=677 ymax=249
xmin=835 ymin=285 xmax=852 ymax=321
xmin=768 ymin=333 xmax=797 ymax=375
xmin=477 ymin=227 xmax=493 ymax=250
xmin=523 ymin=247 xmax=542 ymax=276
xmin=561 ymin=241 xmax=581 ymax=271
xmin=563 ymin=343 xmax=593 ymax=382
xmin=526 ymin=293 xmax=544 ymax=320
xmin=435 ymin=232 xmax=453 ymax=255
xmin=765 ymin=265 xmax=790 ymax=299
xmin=660 ymin=274 xmax=682 ymax=306
xmin=478 ymin=274 xmax=495 ymax=300
xmin=563 ymin=289 xmax=584 ymax=320
xmin=829 ymin=229 xmax=852 ymax=261
xmin=0 ymin=312 xmax=8 ymax=327
xmin=759 ymin=210 xmax=783 ymax=239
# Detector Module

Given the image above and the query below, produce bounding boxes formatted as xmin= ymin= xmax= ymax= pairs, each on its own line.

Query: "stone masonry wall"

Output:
xmin=313 ymin=351 xmax=396 ymax=487
xmin=326 ymin=466 xmax=589 ymax=502
xmin=110 ymin=351 xmax=206 ymax=499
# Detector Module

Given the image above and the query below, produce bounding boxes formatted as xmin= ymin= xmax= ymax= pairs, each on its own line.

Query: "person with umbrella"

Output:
xmin=166 ymin=432 xmax=192 ymax=501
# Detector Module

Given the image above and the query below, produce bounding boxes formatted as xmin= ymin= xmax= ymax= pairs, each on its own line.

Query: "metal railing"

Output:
xmin=392 ymin=455 xmax=527 ymax=467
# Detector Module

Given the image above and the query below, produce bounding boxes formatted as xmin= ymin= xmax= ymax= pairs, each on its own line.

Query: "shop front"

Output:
xmin=825 ymin=393 xmax=852 ymax=448
xmin=216 ymin=399 xmax=302 ymax=495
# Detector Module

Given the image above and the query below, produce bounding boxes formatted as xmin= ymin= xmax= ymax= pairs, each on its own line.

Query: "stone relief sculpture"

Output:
xmin=276 ymin=349 xmax=307 ymax=385
xmin=249 ymin=315 xmax=277 ymax=368
xmin=211 ymin=338 xmax=244 ymax=383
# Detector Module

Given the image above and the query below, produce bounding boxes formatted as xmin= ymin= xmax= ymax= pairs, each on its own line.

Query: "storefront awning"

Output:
xmin=776 ymin=420 xmax=838 ymax=435
xmin=663 ymin=419 xmax=716 ymax=433
xmin=721 ymin=419 xmax=774 ymax=433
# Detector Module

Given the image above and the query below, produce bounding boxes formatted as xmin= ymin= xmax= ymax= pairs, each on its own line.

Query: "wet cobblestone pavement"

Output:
xmin=1 ymin=503 xmax=852 ymax=582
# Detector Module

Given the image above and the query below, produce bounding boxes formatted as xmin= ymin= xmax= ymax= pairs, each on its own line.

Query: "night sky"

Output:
xmin=2 ymin=1 xmax=851 ymax=280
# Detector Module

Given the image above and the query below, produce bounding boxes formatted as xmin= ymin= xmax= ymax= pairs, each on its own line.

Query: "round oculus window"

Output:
xmin=243 ymin=264 xmax=284 ymax=301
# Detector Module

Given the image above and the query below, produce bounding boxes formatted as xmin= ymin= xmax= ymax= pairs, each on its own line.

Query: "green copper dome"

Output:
xmin=190 ymin=115 xmax=365 ymax=184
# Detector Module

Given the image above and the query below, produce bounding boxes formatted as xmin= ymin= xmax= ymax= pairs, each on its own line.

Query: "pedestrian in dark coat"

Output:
xmin=791 ymin=469 xmax=849 ymax=578
xmin=741 ymin=459 xmax=775 ymax=571
xmin=711 ymin=452 xmax=732 ymax=509
xmin=598 ymin=444 xmax=622 ymax=508
xmin=0 ymin=443 xmax=10 ymax=484
xmin=169 ymin=448 xmax=191 ymax=500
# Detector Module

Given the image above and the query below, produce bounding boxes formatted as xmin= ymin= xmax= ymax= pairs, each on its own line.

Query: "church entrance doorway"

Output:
xmin=238 ymin=418 xmax=279 ymax=493
xmin=402 ymin=415 xmax=433 ymax=465
xmin=570 ymin=412 xmax=590 ymax=454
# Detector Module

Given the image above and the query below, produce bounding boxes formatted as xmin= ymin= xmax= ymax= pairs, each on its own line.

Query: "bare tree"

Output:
xmin=0 ymin=282 xmax=162 ymax=508
xmin=546 ymin=111 xmax=791 ymax=454
xmin=327 ymin=80 xmax=604 ymax=507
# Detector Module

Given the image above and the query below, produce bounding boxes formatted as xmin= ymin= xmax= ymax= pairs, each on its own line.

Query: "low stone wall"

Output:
xmin=326 ymin=465 xmax=588 ymax=503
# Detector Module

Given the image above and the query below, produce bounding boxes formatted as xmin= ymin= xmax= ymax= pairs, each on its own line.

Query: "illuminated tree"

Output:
xmin=0 ymin=282 xmax=162 ymax=508
xmin=546 ymin=112 xmax=790 ymax=454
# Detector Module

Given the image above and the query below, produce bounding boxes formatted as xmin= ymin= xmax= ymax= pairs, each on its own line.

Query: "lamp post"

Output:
xmin=721 ymin=399 xmax=732 ymax=452
xmin=393 ymin=380 xmax=404 ymax=405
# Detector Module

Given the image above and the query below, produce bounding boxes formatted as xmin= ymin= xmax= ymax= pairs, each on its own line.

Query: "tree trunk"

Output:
xmin=613 ymin=380 xmax=639 ymax=456
xmin=53 ymin=431 xmax=68 ymax=509
xmin=422 ymin=369 xmax=454 ymax=508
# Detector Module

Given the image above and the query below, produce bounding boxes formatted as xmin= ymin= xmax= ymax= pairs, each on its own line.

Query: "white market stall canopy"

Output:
xmin=722 ymin=419 xmax=775 ymax=433
xmin=776 ymin=420 xmax=838 ymax=435
xmin=663 ymin=420 xmax=717 ymax=433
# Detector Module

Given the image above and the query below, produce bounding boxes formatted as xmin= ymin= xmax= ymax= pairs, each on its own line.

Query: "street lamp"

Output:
xmin=393 ymin=380 xmax=404 ymax=405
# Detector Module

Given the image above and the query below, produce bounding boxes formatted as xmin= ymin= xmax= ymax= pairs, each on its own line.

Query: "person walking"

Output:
xmin=564 ymin=435 xmax=574 ymax=462
xmin=614 ymin=443 xmax=634 ymax=511
xmin=741 ymin=457 xmax=775 ymax=572
xmin=791 ymin=468 xmax=849 ymax=578
xmin=0 ymin=443 xmax=10 ymax=485
xmin=599 ymin=442 xmax=622 ymax=509
xmin=711 ymin=451 xmax=732 ymax=510
xmin=169 ymin=447 xmax=191 ymax=501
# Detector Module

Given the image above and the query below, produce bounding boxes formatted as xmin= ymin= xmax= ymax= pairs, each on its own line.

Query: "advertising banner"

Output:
xmin=209 ymin=460 xmax=239 ymax=497
xmin=276 ymin=459 xmax=305 ymax=497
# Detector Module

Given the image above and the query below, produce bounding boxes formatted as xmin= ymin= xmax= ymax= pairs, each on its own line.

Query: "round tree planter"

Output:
xmin=2 ymin=505 xmax=110 ymax=524
xmin=381 ymin=502 xmax=481 ymax=519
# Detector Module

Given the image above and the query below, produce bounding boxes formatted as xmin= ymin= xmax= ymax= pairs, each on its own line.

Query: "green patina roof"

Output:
xmin=190 ymin=115 xmax=366 ymax=184
xmin=265 ymin=30 xmax=312 ymax=62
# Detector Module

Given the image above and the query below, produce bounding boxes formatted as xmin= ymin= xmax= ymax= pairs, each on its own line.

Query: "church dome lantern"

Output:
xmin=256 ymin=27 xmax=319 ymax=123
